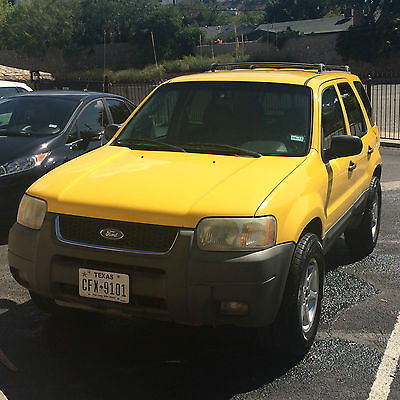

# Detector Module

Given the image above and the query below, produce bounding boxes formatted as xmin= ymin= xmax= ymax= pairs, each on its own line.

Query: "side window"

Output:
xmin=338 ymin=82 xmax=367 ymax=137
xmin=106 ymin=99 xmax=132 ymax=124
xmin=321 ymin=86 xmax=346 ymax=151
xmin=353 ymin=81 xmax=375 ymax=126
xmin=66 ymin=100 xmax=107 ymax=143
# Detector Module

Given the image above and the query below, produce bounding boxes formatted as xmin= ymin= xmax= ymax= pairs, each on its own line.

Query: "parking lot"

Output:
xmin=0 ymin=146 xmax=399 ymax=400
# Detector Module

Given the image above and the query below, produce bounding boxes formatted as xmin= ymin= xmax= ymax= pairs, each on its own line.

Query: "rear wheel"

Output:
xmin=345 ymin=176 xmax=381 ymax=257
xmin=273 ymin=233 xmax=324 ymax=357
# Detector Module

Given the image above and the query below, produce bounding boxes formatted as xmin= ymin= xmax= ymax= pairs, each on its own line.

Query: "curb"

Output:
xmin=381 ymin=139 xmax=400 ymax=148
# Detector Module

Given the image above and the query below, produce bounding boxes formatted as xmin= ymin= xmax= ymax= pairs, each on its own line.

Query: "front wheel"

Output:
xmin=345 ymin=176 xmax=381 ymax=257
xmin=273 ymin=233 xmax=324 ymax=357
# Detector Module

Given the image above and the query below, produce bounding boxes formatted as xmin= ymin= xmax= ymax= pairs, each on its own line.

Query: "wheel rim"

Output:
xmin=371 ymin=191 xmax=379 ymax=241
xmin=300 ymin=258 xmax=319 ymax=336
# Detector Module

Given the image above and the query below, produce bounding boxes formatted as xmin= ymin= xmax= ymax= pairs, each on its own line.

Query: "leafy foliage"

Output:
xmin=336 ymin=0 xmax=400 ymax=61
xmin=0 ymin=0 xmax=79 ymax=56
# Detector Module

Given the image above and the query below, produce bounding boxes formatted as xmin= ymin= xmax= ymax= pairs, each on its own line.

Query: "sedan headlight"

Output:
xmin=196 ymin=216 xmax=276 ymax=251
xmin=17 ymin=195 xmax=47 ymax=230
xmin=0 ymin=152 xmax=49 ymax=177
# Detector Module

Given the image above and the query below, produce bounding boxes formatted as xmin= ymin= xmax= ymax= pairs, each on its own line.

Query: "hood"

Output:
xmin=28 ymin=146 xmax=306 ymax=228
xmin=0 ymin=135 xmax=59 ymax=165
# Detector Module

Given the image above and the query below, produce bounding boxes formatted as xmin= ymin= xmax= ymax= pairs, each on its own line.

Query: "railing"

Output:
xmin=37 ymin=76 xmax=400 ymax=141
xmin=110 ymin=82 xmax=161 ymax=107
xmin=365 ymin=76 xmax=400 ymax=141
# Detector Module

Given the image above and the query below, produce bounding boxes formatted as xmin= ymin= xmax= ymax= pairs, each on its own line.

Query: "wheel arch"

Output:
xmin=373 ymin=164 xmax=382 ymax=180
xmin=299 ymin=217 xmax=323 ymax=242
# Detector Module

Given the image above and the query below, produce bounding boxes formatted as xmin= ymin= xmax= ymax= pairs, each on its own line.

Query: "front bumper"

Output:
xmin=8 ymin=213 xmax=295 ymax=327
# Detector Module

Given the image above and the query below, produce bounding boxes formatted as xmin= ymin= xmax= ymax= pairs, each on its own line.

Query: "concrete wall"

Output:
xmin=195 ymin=33 xmax=400 ymax=76
xmin=0 ymin=43 xmax=141 ymax=75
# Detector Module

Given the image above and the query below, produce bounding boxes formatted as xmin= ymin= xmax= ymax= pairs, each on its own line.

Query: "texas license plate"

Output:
xmin=78 ymin=268 xmax=129 ymax=304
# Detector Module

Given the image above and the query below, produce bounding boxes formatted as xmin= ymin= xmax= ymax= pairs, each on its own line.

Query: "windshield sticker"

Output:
xmin=290 ymin=135 xmax=306 ymax=143
xmin=49 ymin=124 xmax=58 ymax=129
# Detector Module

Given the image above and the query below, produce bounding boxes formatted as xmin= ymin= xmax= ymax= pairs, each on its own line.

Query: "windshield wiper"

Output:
xmin=115 ymin=138 xmax=186 ymax=152
xmin=182 ymin=143 xmax=262 ymax=158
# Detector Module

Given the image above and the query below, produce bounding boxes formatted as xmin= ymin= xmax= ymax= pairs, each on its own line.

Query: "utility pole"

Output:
xmin=151 ymin=31 xmax=158 ymax=68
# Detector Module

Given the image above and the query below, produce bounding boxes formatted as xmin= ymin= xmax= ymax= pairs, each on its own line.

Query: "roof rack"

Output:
xmin=209 ymin=62 xmax=351 ymax=74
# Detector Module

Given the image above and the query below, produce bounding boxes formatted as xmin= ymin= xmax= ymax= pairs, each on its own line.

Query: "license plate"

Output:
xmin=79 ymin=268 xmax=129 ymax=304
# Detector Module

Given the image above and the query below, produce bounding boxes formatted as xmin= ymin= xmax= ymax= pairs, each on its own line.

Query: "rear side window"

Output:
xmin=338 ymin=82 xmax=367 ymax=137
xmin=353 ymin=81 xmax=375 ymax=126
xmin=321 ymin=86 xmax=346 ymax=151
xmin=106 ymin=99 xmax=132 ymax=124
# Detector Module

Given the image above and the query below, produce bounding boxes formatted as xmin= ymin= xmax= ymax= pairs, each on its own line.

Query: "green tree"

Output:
xmin=177 ymin=0 xmax=226 ymax=26
xmin=264 ymin=0 xmax=333 ymax=22
xmin=335 ymin=0 xmax=400 ymax=61
xmin=0 ymin=0 xmax=13 ymax=30
xmin=0 ymin=0 xmax=80 ymax=55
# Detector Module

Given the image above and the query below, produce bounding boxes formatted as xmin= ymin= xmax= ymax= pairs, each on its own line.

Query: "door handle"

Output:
xmin=368 ymin=146 xmax=374 ymax=155
xmin=348 ymin=161 xmax=357 ymax=171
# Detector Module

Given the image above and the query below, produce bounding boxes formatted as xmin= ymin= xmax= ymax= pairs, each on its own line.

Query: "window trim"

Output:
xmin=320 ymin=83 xmax=348 ymax=161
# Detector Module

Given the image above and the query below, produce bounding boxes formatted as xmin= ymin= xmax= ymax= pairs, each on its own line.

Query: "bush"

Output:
xmin=62 ymin=53 xmax=250 ymax=83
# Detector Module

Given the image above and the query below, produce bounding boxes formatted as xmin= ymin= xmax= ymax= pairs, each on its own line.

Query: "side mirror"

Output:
xmin=325 ymin=135 xmax=362 ymax=161
xmin=104 ymin=124 xmax=120 ymax=142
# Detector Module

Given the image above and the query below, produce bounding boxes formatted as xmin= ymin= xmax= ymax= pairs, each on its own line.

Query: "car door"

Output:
xmin=64 ymin=99 xmax=110 ymax=162
xmin=337 ymin=81 xmax=370 ymax=199
xmin=320 ymin=83 xmax=355 ymax=230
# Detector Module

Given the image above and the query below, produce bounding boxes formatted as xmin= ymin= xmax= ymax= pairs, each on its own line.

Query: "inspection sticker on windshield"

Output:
xmin=48 ymin=124 xmax=58 ymax=129
xmin=290 ymin=134 xmax=305 ymax=142
xmin=79 ymin=268 xmax=130 ymax=303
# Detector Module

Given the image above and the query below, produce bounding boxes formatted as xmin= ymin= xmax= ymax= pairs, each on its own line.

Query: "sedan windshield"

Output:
xmin=0 ymin=96 xmax=81 ymax=136
xmin=114 ymin=81 xmax=312 ymax=157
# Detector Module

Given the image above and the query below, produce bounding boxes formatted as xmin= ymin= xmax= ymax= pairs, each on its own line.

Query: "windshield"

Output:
xmin=113 ymin=81 xmax=312 ymax=157
xmin=0 ymin=96 xmax=81 ymax=136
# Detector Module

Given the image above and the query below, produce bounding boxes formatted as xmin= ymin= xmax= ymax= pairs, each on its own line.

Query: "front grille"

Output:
xmin=57 ymin=214 xmax=179 ymax=253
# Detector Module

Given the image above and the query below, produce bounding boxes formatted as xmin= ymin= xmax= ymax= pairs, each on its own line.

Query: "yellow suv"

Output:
xmin=8 ymin=62 xmax=382 ymax=356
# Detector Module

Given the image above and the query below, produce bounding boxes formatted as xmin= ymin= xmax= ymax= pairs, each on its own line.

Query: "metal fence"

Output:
xmin=110 ymin=82 xmax=160 ymax=106
xmin=38 ymin=76 xmax=400 ymax=141
xmin=366 ymin=78 xmax=400 ymax=140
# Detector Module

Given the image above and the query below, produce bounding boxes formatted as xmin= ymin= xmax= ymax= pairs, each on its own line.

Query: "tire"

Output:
xmin=273 ymin=233 xmax=324 ymax=358
xmin=345 ymin=176 xmax=381 ymax=257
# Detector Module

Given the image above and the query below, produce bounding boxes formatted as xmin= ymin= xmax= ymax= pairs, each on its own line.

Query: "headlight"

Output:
xmin=196 ymin=216 xmax=276 ymax=251
xmin=17 ymin=195 xmax=47 ymax=230
xmin=0 ymin=152 xmax=49 ymax=177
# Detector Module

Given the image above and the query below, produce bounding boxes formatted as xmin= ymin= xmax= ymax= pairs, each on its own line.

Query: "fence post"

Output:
xmin=367 ymin=74 xmax=372 ymax=100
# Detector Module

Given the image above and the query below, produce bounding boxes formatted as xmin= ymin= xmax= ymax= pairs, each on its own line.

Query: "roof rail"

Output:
xmin=209 ymin=62 xmax=351 ymax=74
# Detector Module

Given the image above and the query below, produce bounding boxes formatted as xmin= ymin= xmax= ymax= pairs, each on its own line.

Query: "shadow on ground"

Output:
xmin=0 ymin=298 xmax=300 ymax=400
xmin=0 ymin=222 xmax=12 ymax=245
xmin=0 ymin=238 xmax=373 ymax=400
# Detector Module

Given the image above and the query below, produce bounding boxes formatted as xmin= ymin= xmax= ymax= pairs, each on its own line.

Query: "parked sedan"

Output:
xmin=0 ymin=80 xmax=33 ymax=98
xmin=0 ymin=91 xmax=134 ymax=227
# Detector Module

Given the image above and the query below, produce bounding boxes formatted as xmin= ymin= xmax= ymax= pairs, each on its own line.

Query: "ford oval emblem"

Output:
xmin=100 ymin=228 xmax=125 ymax=240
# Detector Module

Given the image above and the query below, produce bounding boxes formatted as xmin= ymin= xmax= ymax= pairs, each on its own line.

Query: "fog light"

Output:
xmin=220 ymin=301 xmax=249 ymax=316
